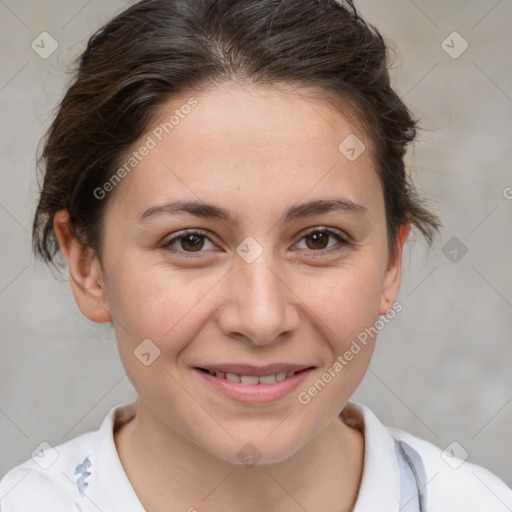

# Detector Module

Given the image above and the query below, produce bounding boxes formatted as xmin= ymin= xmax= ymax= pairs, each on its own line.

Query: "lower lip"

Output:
xmin=194 ymin=368 xmax=314 ymax=404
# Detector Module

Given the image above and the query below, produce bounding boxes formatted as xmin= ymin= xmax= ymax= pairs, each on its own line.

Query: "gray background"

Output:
xmin=1 ymin=0 xmax=511 ymax=488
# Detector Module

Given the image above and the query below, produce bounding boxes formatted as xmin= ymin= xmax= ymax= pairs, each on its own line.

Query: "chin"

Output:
xmin=199 ymin=427 xmax=306 ymax=468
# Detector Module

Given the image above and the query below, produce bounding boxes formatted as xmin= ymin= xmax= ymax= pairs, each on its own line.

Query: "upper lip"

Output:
xmin=195 ymin=363 xmax=314 ymax=376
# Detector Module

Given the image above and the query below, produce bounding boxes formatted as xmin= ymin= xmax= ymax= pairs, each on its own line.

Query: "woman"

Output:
xmin=1 ymin=0 xmax=510 ymax=510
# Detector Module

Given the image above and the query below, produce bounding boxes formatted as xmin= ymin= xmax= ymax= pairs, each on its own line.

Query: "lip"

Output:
xmin=193 ymin=365 xmax=315 ymax=405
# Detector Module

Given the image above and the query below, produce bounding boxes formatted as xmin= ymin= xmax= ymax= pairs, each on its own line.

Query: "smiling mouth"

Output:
xmin=195 ymin=367 xmax=313 ymax=385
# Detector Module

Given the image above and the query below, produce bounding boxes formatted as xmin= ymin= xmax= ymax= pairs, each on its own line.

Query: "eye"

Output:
xmin=160 ymin=230 xmax=216 ymax=255
xmin=294 ymin=228 xmax=350 ymax=254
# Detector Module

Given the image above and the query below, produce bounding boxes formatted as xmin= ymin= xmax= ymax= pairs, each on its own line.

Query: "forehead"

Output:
xmin=107 ymin=84 xmax=383 ymax=225
xmin=148 ymin=83 xmax=370 ymax=159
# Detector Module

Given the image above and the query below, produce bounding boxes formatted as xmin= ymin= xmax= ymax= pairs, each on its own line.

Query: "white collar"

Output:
xmin=89 ymin=400 xmax=143 ymax=511
xmin=345 ymin=401 xmax=401 ymax=511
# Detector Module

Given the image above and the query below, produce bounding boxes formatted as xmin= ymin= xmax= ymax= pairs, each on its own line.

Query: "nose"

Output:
xmin=216 ymin=249 xmax=301 ymax=346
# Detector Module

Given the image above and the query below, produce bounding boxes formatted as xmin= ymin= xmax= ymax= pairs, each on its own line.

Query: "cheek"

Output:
xmin=292 ymin=263 xmax=384 ymax=415
xmin=104 ymin=259 xmax=217 ymax=353
xmin=106 ymin=267 xmax=213 ymax=405
xmin=294 ymin=258 xmax=385 ymax=340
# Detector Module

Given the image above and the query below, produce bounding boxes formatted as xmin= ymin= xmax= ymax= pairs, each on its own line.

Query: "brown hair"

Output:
xmin=32 ymin=0 xmax=441 ymax=267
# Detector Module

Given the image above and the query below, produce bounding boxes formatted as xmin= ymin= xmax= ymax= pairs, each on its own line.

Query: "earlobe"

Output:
xmin=53 ymin=210 xmax=112 ymax=323
xmin=378 ymin=223 xmax=410 ymax=316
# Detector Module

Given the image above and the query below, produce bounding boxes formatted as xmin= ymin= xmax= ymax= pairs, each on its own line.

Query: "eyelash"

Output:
xmin=159 ymin=227 xmax=352 ymax=258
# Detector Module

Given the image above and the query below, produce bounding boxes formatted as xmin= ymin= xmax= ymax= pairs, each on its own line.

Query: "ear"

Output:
xmin=53 ymin=210 xmax=112 ymax=323
xmin=378 ymin=223 xmax=410 ymax=315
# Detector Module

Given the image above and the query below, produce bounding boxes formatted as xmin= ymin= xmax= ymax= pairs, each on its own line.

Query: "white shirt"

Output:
xmin=1 ymin=400 xmax=511 ymax=511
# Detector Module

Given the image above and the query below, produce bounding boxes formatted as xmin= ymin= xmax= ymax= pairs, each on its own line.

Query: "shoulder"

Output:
xmin=390 ymin=426 xmax=512 ymax=511
xmin=345 ymin=401 xmax=512 ymax=512
xmin=0 ymin=431 xmax=94 ymax=511
xmin=0 ymin=401 xmax=137 ymax=512
xmin=0 ymin=469 xmax=80 ymax=511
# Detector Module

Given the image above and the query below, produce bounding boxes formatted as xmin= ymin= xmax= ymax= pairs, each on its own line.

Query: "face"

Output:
xmin=59 ymin=84 xmax=407 ymax=465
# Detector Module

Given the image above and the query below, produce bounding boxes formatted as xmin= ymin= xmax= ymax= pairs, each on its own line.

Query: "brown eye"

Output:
xmin=295 ymin=228 xmax=349 ymax=254
xmin=161 ymin=230 xmax=215 ymax=254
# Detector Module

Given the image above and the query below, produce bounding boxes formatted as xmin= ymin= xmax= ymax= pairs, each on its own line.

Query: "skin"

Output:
xmin=54 ymin=83 xmax=410 ymax=512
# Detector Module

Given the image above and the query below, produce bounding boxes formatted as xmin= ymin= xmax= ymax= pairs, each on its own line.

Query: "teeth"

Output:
xmin=241 ymin=375 xmax=259 ymax=385
xmin=205 ymin=369 xmax=299 ymax=384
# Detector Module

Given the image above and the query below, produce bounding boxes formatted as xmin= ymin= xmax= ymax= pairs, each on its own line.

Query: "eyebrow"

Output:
xmin=137 ymin=197 xmax=369 ymax=225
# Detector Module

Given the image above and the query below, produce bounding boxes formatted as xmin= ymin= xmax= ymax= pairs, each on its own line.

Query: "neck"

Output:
xmin=115 ymin=398 xmax=364 ymax=512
